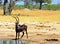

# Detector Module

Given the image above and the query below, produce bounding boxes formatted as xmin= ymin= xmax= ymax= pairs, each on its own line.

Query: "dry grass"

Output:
xmin=0 ymin=9 xmax=60 ymax=15
xmin=0 ymin=15 xmax=60 ymax=23
xmin=0 ymin=9 xmax=60 ymax=22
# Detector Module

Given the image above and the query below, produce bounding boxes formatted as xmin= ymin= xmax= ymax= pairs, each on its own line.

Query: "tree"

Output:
xmin=4 ymin=0 xmax=10 ymax=15
xmin=0 ymin=0 xmax=2 ymax=5
xmin=4 ymin=0 xmax=19 ymax=15
xmin=24 ymin=0 xmax=29 ymax=8
xmin=9 ymin=0 xmax=15 ymax=14
xmin=0 ymin=0 xmax=2 ymax=8
xmin=9 ymin=0 xmax=19 ymax=14
xmin=34 ymin=0 xmax=51 ymax=9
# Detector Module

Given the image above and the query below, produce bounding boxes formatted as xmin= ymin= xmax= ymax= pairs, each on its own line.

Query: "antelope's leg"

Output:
xmin=16 ymin=32 xmax=17 ymax=39
xmin=26 ymin=29 xmax=28 ymax=38
xmin=21 ymin=32 xmax=24 ymax=38
xmin=18 ymin=32 xmax=20 ymax=39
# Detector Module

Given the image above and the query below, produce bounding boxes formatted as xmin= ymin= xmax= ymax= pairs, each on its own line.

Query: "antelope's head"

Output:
xmin=13 ymin=16 xmax=19 ymax=25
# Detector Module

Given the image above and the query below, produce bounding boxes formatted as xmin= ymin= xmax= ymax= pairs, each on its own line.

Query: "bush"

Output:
xmin=35 ymin=5 xmax=40 ymax=9
xmin=15 ymin=5 xmax=25 ymax=9
xmin=43 ymin=4 xmax=60 ymax=10
xmin=28 ymin=4 xmax=34 ymax=9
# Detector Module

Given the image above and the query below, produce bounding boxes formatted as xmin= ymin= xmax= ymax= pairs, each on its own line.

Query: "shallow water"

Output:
xmin=0 ymin=40 xmax=28 ymax=44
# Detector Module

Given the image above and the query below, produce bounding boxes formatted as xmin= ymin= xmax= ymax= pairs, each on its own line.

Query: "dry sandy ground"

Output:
xmin=0 ymin=22 xmax=60 ymax=44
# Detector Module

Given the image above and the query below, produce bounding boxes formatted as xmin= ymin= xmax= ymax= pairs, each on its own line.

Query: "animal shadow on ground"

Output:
xmin=45 ymin=38 xmax=59 ymax=41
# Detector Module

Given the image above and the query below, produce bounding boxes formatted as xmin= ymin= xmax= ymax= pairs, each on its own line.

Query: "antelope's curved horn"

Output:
xmin=16 ymin=16 xmax=19 ymax=22
xmin=12 ymin=16 xmax=18 ymax=22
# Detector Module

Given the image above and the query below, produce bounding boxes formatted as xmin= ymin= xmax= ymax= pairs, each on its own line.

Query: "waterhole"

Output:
xmin=0 ymin=40 xmax=29 ymax=44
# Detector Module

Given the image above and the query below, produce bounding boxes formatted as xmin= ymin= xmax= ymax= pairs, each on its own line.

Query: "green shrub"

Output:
xmin=43 ymin=4 xmax=60 ymax=10
xmin=15 ymin=5 xmax=25 ymax=9
xmin=35 ymin=5 xmax=40 ymax=9
xmin=28 ymin=4 xmax=34 ymax=9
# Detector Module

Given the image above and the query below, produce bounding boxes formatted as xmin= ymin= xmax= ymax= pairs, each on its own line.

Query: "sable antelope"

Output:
xmin=13 ymin=16 xmax=28 ymax=39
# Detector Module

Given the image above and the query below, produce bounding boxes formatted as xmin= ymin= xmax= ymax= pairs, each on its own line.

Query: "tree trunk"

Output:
xmin=31 ymin=0 xmax=33 ymax=5
xmin=4 ymin=0 xmax=10 ymax=15
xmin=4 ymin=0 xmax=15 ymax=15
xmin=0 ymin=0 xmax=2 ymax=6
xmin=0 ymin=0 xmax=2 ymax=9
xmin=24 ymin=0 xmax=29 ymax=8
xmin=39 ymin=1 xmax=42 ymax=9
xmin=9 ymin=0 xmax=15 ymax=14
